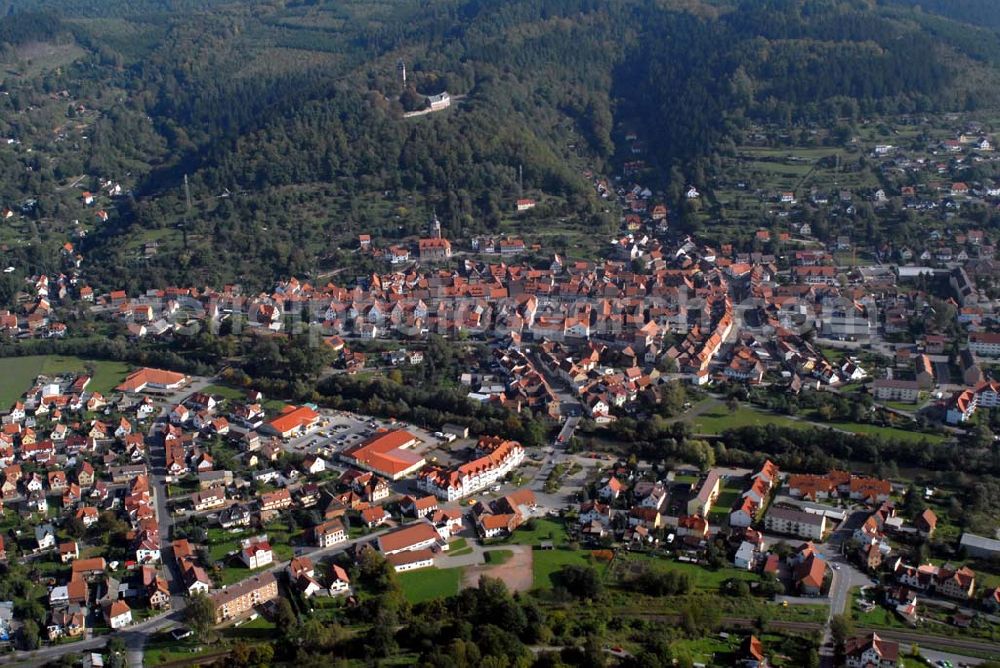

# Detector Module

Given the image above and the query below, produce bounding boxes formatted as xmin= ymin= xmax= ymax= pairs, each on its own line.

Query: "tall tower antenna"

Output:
xmin=182 ymin=174 xmax=192 ymax=249
xmin=397 ymin=59 xmax=406 ymax=86
xmin=518 ymin=164 xmax=523 ymax=198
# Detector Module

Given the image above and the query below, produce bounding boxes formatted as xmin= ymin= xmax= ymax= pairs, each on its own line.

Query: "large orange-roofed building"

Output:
xmin=340 ymin=429 xmax=425 ymax=479
xmin=116 ymin=368 xmax=189 ymax=393
xmin=262 ymin=405 xmax=320 ymax=439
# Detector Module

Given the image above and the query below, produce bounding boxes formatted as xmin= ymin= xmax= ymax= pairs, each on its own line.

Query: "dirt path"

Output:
xmin=461 ymin=545 xmax=533 ymax=592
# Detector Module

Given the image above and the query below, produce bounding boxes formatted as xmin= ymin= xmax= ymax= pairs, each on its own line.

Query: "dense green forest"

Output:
xmin=1 ymin=0 xmax=1000 ymax=291
xmin=887 ymin=0 xmax=1000 ymax=32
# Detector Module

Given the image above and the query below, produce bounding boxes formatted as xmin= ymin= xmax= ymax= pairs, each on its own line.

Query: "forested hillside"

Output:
xmin=887 ymin=0 xmax=1000 ymax=32
xmin=1 ymin=0 xmax=999 ymax=292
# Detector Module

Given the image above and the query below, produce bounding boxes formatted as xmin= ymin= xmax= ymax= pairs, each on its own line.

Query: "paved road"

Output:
xmin=0 ymin=609 xmax=187 ymax=667
xmin=826 ymin=554 xmax=870 ymax=618
xmin=525 ymin=350 xmax=584 ymax=418
xmin=556 ymin=416 xmax=581 ymax=446
xmin=527 ymin=450 xmax=599 ymax=511
xmin=146 ymin=416 xmax=187 ymax=613
xmin=810 ymin=513 xmax=874 ymax=662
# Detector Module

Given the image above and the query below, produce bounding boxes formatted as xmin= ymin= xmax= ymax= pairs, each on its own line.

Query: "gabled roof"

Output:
xmin=377 ymin=522 xmax=438 ymax=553
xmin=917 ymin=508 xmax=937 ymax=530
xmin=739 ymin=635 xmax=765 ymax=662
xmin=844 ymin=633 xmax=899 ymax=662
xmin=265 ymin=405 xmax=319 ymax=434
xmin=116 ymin=368 xmax=187 ymax=392
xmin=795 ymin=554 xmax=826 ymax=589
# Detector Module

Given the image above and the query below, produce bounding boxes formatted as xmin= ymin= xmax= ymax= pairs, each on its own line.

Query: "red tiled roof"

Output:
xmin=377 ymin=522 xmax=438 ymax=553
xmin=266 ymin=405 xmax=319 ymax=435
xmin=386 ymin=548 xmax=434 ymax=568
xmin=116 ymin=367 xmax=187 ymax=392
xmin=71 ymin=557 xmax=106 ymax=573
xmin=342 ymin=429 xmax=423 ymax=476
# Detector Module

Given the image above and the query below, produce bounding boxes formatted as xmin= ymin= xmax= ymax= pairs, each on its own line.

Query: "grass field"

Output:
xmin=507 ymin=518 xmax=572 ymax=547
xmin=685 ymin=402 xmax=948 ymax=445
xmin=222 ymin=615 xmax=276 ymax=641
xmin=484 ymin=549 xmax=513 ymax=565
xmin=838 ymin=421 xmax=947 ymax=444
xmin=264 ymin=399 xmax=288 ymax=412
xmin=532 ymin=548 xmax=609 ymax=589
xmin=144 ymin=630 xmax=218 ymax=666
xmin=616 ymin=553 xmax=758 ymax=591
xmin=881 ymin=401 xmax=920 ymax=412
xmin=208 ymin=538 xmax=241 ymax=562
xmin=708 ymin=487 xmax=741 ymax=520
xmin=809 ymin=416 xmax=948 ymax=444
xmin=853 ymin=601 xmax=910 ymax=630
xmin=503 ymin=517 xmax=608 ymax=587
xmin=398 ymin=566 xmax=463 ymax=603
xmin=2 ymin=41 xmax=88 ymax=81
xmin=0 ymin=355 xmax=131 ymax=405
xmin=202 ymin=384 xmax=248 ymax=400
xmin=669 ymin=635 xmax=734 ymax=665
xmin=686 ymin=406 xmax=808 ymax=434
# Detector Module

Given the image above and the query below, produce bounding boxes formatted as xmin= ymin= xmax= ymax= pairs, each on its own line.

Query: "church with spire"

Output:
xmin=419 ymin=213 xmax=451 ymax=261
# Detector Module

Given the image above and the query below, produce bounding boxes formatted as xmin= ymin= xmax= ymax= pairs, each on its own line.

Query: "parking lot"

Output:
xmin=283 ymin=412 xmax=374 ymax=458
xmin=423 ymin=437 xmax=477 ymax=468
xmin=281 ymin=411 xmax=440 ymax=463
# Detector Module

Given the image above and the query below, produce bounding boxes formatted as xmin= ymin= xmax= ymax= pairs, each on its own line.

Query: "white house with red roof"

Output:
xmin=330 ymin=564 xmax=352 ymax=596
xmin=844 ymin=633 xmax=898 ymax=668
xmin=599 ymin=476 xmax=624 ymax=500
xmin=105 ymin=600 xmax=132 ymax=630
xmin=239 ymin=537 xmax=273 ymax=569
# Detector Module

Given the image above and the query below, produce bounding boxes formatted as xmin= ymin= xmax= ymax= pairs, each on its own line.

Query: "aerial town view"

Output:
xmin=1 ymin=0 xmax=1000 ymax=667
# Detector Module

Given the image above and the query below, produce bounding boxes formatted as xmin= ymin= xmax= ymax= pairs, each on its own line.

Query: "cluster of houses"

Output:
xmin=716 ymin=122 xmax=1000 ymax=259
xmin=470 ymin=489 xmax=537 ymax=540
xmin=784 ymin=471 xmax=892 ymax=505
xmin=845 ymin=500 xmax=1000 ymax=624
xmin=25 ymin=213 xmax=989 ymax=435
xmin=78 ymin=238 xmax=750 ymax=381
xmin=852 ymin=550 xmax=1000 ymax=629
xmin=0 ymin=274 xmax=70 ymax=339
xmin=707 ymin=629 xmax=904 ymax=668
xmin=0 ymin=365 xmax=386 ymax=638
xmin=29 ymin=473 xmax=161 ymax=638
xmin=534 ymin=340 xmax=666 ymax=422
xmin=1 ymin=132 xmax=998 ymax=658
xmin=469 ymin=236 xmax=531 ymax=256
xmin=345 ymin=508 xmax=466 ymax=574
xmin=570 ymin=461 xmax=847 ymax=597
xmin=490 ymin=347 xmax=562 ymax=419
xmin=575 ymin=470 xmax=671 ymax=547
xmin=0 ymin=368 xmax=204 ymax=639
